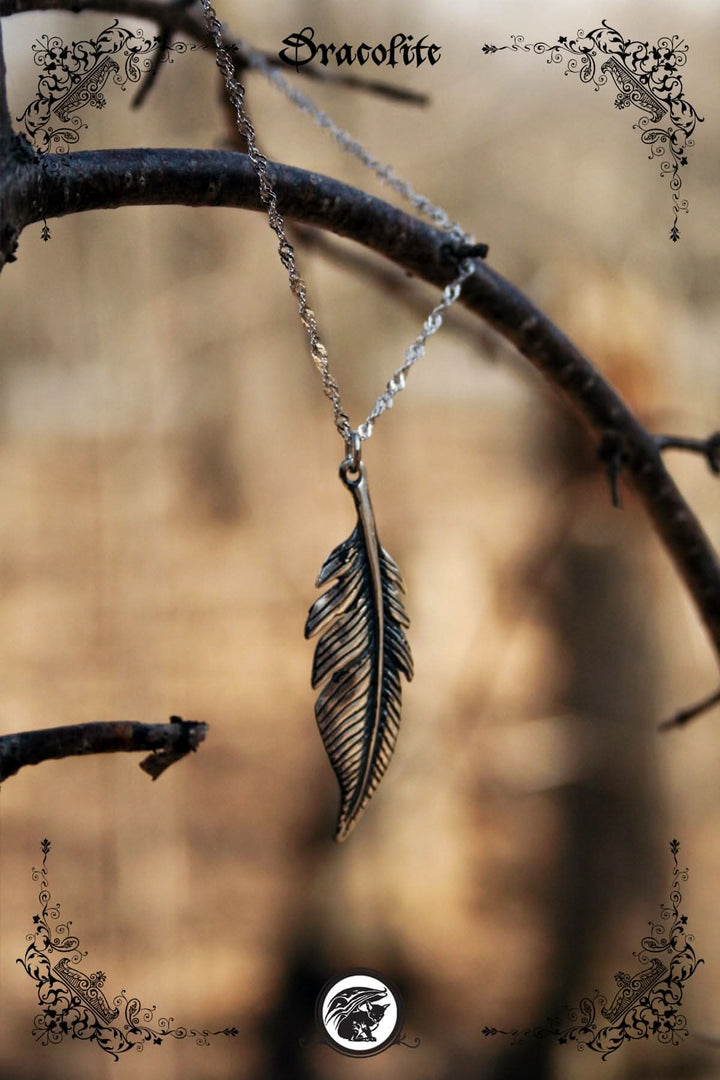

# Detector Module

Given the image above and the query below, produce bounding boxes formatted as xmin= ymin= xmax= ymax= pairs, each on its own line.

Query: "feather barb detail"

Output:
xmin=305 ymin=460 xmax=413 ymax=841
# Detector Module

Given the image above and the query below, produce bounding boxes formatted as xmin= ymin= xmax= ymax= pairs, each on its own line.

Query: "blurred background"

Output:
xmin=0 ymin=0 xmax=719 ymax=1077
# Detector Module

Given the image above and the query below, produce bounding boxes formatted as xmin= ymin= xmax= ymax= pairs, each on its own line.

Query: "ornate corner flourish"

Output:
xmin=17 ymin=21 xmax=200 ymax=155
xmin=17 ymin=840 xmax=238 ymax=1060
xmin=482 ymin=840 xmax=703 ymax=1058
xmin=483 ymin=21 xmax=703 ymax=240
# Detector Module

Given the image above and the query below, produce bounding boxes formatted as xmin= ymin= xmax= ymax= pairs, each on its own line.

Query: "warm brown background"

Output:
xmin=1 ymin=1 xmax=719 ymax=1077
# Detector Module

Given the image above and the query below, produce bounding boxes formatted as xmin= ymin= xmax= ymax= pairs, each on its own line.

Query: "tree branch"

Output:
xmin=0 ymin=18 xmax=13 ymax=152
xmin=3 ymin=145 xmax=720 ymax=700
xmin=0 ymin=716 xmax=208 ymax=782
xmin=2 ymin=145 xmax=715 ymax=717
xmin=656 ymin=431 xmax=720 ymax=475
xmin=0 ymin=15 xmax=36 ymax=264
xmin=1 ymin=0 xmax=216 ymax=35
xmin=659 ymin=686 xmax=720 ymax=731
xmin=0 ymin=0 xmax=428 ymax=105
xmin=131 ymin=21 xmax=174 ymax=109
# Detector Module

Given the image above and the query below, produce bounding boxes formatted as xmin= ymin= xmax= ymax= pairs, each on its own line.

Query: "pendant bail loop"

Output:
xmin=345 ymin=431 xmax=362 ymax=473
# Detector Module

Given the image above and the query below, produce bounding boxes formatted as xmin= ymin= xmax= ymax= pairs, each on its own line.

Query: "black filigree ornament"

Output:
xmin=18 ymin=21 xmax=200 ymax=154
xmin=482 ymin=840 xmax=703 ymax=1059
xmin=483 ymin=20 xmax=703 ymax=240
xmin=17 ymin=840 xmax=238 ymax=1060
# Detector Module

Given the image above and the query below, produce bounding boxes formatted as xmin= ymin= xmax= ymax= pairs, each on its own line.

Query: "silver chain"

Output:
xmin=199 ymin=0 xmax=477 ymax=447
xmin=222 ymin=36 xmax=469 ymax=240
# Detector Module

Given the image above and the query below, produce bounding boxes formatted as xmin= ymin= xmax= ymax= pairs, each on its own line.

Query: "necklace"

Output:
xmin=199 ymin=0 xmax=482 ymax=840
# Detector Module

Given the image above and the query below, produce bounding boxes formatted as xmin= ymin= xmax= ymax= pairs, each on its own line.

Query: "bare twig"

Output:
xmin=0 ymin=0 xmax=428 ymax=105
xmin=130 ymin=0 xmax=197 ymax=109
xmin=659 ymin=686 xmax=720 ymax=731
xmin=131 ymin=25 xmax=173 ymax=108
xmin=0 ymin=0 xmax=217 ymax=38
xmin=0 ymin=716 xmax=208 ymax=782
xmin=271 ymin=59 xmax=428 ymax=104
xmin=0 ymin=19 xmax=14 ymax=152
xmin=656 ymin=431 xmax=720 ymax=475
xmin=2 ymin=146 xmax=720 ymax=687
xmin=1 ymin=2 xmax=720 ymax=728
xmin=0 ymin=15 xmax=36 ymax=264
xmin=7 ymin=145 xmax=719 ymax=674
xmin=597 ymin=431 xmax=627 ymax=510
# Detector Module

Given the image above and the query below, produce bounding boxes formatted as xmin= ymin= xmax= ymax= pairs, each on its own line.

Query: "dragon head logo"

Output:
xmin=324 ymin=985 xmax=390 ymax=1042
xmin=315 ymin=969 xmax=406 ymax=1056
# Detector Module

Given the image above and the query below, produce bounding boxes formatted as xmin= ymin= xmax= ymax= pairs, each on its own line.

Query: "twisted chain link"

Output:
xmin=355 ymin=262 xmax=476 ymax=439
xmin=199 ymin=0 xmax=476 ymax=446
xmin=223 ymin=36 xmax=468 ymax=240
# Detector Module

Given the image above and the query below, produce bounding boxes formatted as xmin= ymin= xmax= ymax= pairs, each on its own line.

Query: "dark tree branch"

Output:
xmin=0 ymin=716 xmax=208 ymax=782
xmin=131 ymin=23 xmax=174 ymax=108
xmin=0 ymin=16 xmax=36 ymax=264
xmin=3 ymin=145 xmax=718 ymax=714
xmin=279 ymin=61 xmax=428 ymax=104
xmin=3 ymin=146 xmax=720 ymax=683
xmin=1 ymin=0 xmax=222 ymax=40
xmin=1 ymin=0 xmax=720 ymax=728
xmin=0 ymin=143 xmax=718 ymax=727
xmin=0 ymin=0 xmax=428 ymax=105
xmin=656 ymin=431 xmax=720 ymax=475
xmin=597 ymin=431 xmax=626 ymax=509
xmin=659 ymin=687 xmax=720 ymax=731
xmin=0 ymin=19 xmax=13 ymax=152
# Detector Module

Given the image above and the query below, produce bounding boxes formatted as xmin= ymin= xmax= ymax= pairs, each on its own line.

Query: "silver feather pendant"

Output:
xmin=305 ymin=453 xmax=413 ymax=842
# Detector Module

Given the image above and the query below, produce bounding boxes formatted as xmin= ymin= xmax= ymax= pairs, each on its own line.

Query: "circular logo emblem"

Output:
xmin=315 ymin=969 xmax=404 ymax=1057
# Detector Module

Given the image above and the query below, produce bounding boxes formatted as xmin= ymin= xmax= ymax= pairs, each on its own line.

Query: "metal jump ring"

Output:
xmin=345 ymin=431 xmax=362 ymax=472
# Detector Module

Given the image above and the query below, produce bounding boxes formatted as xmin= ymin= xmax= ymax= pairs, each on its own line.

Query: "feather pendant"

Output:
xmin=305 ymin=459 xmax=413 ymax=841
